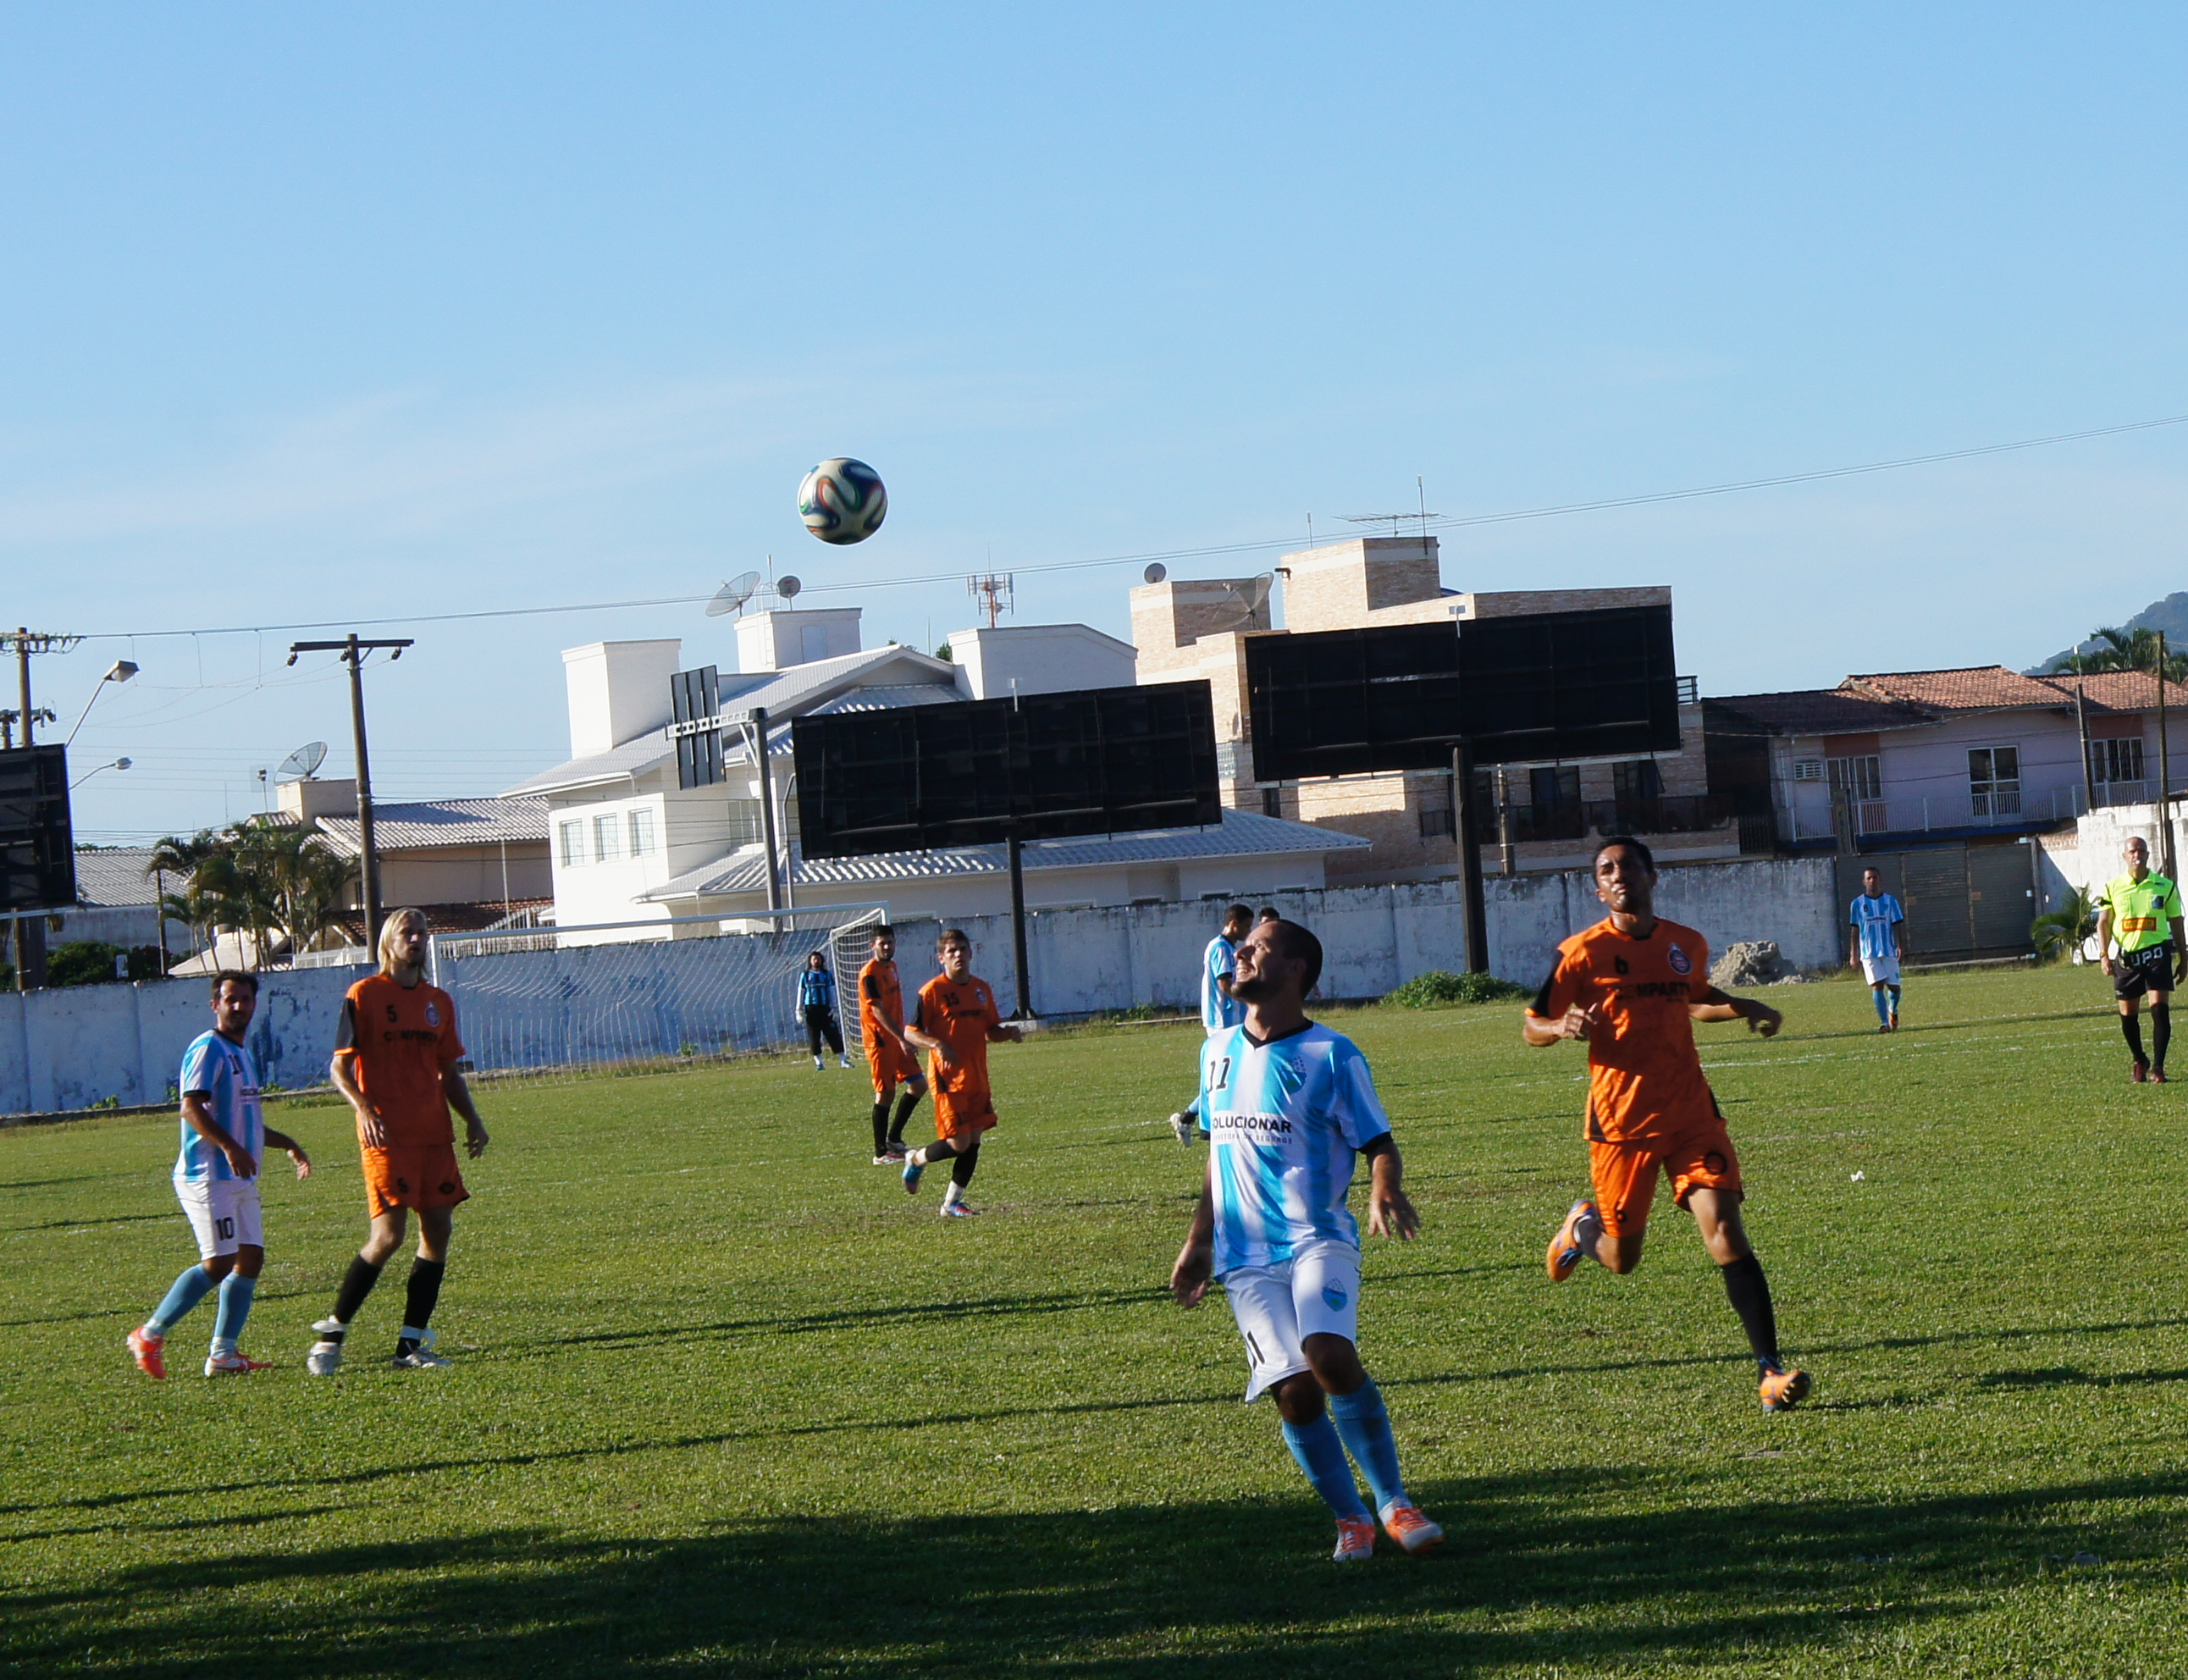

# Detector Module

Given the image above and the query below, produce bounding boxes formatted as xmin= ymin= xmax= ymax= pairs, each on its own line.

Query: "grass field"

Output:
xmin=5 ymin=964 xmax=2188 ymax=1677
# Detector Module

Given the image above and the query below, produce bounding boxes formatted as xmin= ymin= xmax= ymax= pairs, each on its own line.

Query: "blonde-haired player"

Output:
xmin=307 ymin=909 xmax=490 ymax=1374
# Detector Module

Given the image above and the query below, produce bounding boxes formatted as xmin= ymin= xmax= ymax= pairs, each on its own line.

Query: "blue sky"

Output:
xmin=5 ymin=4 xmax=2185 ymax=839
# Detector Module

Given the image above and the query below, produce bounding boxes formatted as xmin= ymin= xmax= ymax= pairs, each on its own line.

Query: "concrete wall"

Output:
xmin=3 ymin=855 xmax=1836 ymax=1114
xmin=0 ymin=964 xmax=367 ymax=1116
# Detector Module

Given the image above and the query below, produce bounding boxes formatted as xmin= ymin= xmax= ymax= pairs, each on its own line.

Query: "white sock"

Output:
xmin=942 ymin=1182 xmax=964 ymax=1208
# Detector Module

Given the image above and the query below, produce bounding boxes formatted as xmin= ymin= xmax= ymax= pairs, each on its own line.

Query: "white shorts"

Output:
xmin=1219 ymin=1239 xmax=1362 ymax=1403
xmin=1860 ymin=955 xmax=1901 ymax=986
xmin=174 ymin=1175 xmax=262 ymax=1258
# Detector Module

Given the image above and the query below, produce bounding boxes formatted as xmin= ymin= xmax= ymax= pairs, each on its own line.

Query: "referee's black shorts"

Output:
xmin=2114 ymin=941 xmax=2178 ymax=1001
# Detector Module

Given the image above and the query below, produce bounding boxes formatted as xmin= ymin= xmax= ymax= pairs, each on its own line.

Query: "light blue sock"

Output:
xmin=1888 ymin=985 xmax=1902 ymax=1017
xmin=1873 ymin=986 xmax=1892 ymax=1025
xmin=1280 ymin=1416 xmax=1370 ymax=1521
xmin=213 ymin=1274 xmax=257 ymax=1344
xmin=1327 ymin=1379 xmax=1407 ymax=1515
xmin=146 ymin=1265 xmax=217 ymax=1333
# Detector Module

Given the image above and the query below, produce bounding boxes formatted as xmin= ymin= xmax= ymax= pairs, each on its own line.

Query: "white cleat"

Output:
xmin=1169 ymin=1112 xmax=1196 ymax=1146
xmin=392 ymin=1326 xmax=454 ymax=1370
xmin=306 ymin=1318 xmax=346 ymax=1376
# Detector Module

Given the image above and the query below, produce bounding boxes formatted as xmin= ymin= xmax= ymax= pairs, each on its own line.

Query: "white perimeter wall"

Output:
xmin=2 ymin=857 xmax=1835 ymax=1116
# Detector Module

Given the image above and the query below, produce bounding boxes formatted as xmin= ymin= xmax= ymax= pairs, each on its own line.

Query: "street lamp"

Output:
xmin=70 ymin=756 xmax=132 ymax=791
xmin=66 ymin=660 xmax=140 ymax=747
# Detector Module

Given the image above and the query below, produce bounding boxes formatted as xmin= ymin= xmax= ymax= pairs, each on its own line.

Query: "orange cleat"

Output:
xmin=1380 ymin=1501 xmax=1445 ymax=1555
xmin=1332 ymin=1517 xmax=1376 ymax=1562
xmin=1547 ymin=1199 xmax=1595 ymax=1280
xmin=126 ymin=1326 xmax=167 ymax=1381
xmin=1760 ymin=1367 xmax=1812 ymax=1412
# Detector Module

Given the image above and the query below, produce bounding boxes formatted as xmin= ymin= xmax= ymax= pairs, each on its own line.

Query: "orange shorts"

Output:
xmin=361 ymin=1140 xmax=470 ymax=1221
xmin=932 ymin=1089 xmax=998 ymax=1141
xmin=1589 ymin=1123 xmax=1741 ymax=1239
xmin=866 ymin=1039 xmax=921 ymax=1096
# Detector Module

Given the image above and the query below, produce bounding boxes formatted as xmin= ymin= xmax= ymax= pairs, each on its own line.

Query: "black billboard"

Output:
xmin=1246 ymin=604 xmax=1678 ymax=781
xmin=0 ymin=745 xmax=75 ymax=913
xmin=793 ymin=680 xmax=1222 ymax=859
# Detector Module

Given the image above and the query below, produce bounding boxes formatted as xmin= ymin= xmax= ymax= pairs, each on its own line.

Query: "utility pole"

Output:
xmin=748 ymin=706 xmax=782 ymax=912
xmin=2162 ymin=633 xmax=2176 ymax=881
xmin=288 ymin=634 xmax=412 ymax=952
xmin=3 ymin=627 xmax=83 ymax=992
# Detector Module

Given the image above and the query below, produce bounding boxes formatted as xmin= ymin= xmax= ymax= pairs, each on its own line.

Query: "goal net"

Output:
xmin=428 ymin=904 xmax=887 ymax=1088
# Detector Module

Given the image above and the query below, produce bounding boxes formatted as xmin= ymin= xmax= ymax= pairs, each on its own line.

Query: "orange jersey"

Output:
xmin=858 ymin=958 xmax=904 ymax=1046
xmin=335 ymin=973 xmax=467 ymax=1147
xmin=912 ymin=970 xmax=1000 ymax=1110
xmin=1531 ymin=917 xmax=1716 ymax=1143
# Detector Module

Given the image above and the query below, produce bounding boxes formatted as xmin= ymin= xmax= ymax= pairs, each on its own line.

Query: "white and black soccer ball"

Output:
xmin=798 ymin=457 xmax=887 ymax=545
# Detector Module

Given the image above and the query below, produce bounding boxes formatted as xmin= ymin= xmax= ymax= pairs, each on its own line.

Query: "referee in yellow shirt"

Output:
xmin=2096 ymin=836 xmax=2187 ymax=1083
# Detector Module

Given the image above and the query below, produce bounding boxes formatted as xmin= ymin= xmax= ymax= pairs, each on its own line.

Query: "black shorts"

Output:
xmin=2115 ymin=942 xmax=2178 ymax=1001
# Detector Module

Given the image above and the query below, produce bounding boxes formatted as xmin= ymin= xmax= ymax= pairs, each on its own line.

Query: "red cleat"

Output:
xmin=126 ymin=1326 xmax=166 ymax=1381
xmin=2153 ymin=1069 xmax=2171 ymax=1085
xmin=2133 ymin=1063 xmax=2151 ymax=1084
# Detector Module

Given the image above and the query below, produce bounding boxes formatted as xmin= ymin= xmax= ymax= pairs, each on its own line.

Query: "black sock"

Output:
xmin=871 ymin=1099 xmax=892 ymax=1154
xmin=329 ymin=1254 xmax=385 ymax=1331
xmin=1720 ymin=1252 xmax=1781 ymax=1368
xmin=889 ymin=1090 xmax=921 ymax=1144
xmin=952 ymin=1141 xmax=981 ymax=1189
xmin=2153 ymin=1003 xmax=2172 ymax=1071
xmin=2124 ymin=1013 xmax=2148 ymax=1066
xmin=401 ymin=1257 xmax=446 ymax=1339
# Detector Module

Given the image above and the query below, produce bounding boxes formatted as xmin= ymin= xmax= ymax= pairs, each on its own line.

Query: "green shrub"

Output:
xmin=1384 ymin=969 xmax=1531 ymax=1009
xmin=46 ymin=942 xmax=130 ymax=987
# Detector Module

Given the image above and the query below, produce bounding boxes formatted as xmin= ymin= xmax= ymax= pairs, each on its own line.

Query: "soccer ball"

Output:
xmin=798 ymin=457 xmax=887 ymax=545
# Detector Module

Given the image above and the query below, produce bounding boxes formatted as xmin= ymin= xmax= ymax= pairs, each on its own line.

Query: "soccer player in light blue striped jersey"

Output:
xmin=1169 ymin=919 xmax=1444 ymax=1562
xmin=1848 ymin=867 xmax=1907 ymax=1031
xmin=125 ymin=972 xmax=312 ymax=1379
xmin=1168 ymin=903 xmax=1251 ymax=1144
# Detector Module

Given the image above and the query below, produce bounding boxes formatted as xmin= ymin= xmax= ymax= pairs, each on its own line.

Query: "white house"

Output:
xmin=505 ymin=608 xmax=1371 ymax=940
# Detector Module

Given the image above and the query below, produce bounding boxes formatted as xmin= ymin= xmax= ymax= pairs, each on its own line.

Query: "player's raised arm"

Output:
xmin=1689 ymin=985 xmax=1782 ymax=1036
xmin=262 ymin=1126 xmax=313 ymax=1180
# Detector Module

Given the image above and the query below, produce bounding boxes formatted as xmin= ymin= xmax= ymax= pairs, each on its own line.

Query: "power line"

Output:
xmin=70 ymin=408 xmax=2188 ymax=643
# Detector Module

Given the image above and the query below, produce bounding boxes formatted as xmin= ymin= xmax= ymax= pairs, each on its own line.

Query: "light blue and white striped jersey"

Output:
xmin=798 ymin=967 xmax=837 ymax=1011
xmin=1849 ymin=892 xmax=1904 ymax=963
xmin=1200 ymin=1020 xmax=1391 ymax=1274
xmin=174 ymin=1030 xmax=264 ymax=1183
xmin=1202 ymin=936 xmax=1242 ymax=1033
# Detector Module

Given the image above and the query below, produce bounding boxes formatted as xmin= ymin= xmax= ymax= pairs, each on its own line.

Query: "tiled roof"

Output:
xmin=2040 ymin=669 xmax=2188 ymax=713
xmin=329 ymin=898 xmax=554 ymax=944
xmin=1839 ymin=666 xmax=2071 ymax=712
xmin=500 ymin=735 xmax=675 ymax=797
xmin=1704 ymin=692 xmax=1924 ymax=736
xmin=72 ymin=847 xmax=163 ymax=906
xmin=314 ymin=797 xmax=549 ymax=857
xmin=638 ymin=808 xmax=1370 ymax=902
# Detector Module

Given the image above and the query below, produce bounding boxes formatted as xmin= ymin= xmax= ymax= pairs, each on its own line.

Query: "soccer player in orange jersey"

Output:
xmin=1525 ymin=837 xmax=1812 ymax=1412
xmin=858 ymin=926 xmax=928 ymax=1165
xmin=307 ymin=908 xmax=491 ymax=1375
xmin=899 ymin=928 xmax=1022 ymax=1217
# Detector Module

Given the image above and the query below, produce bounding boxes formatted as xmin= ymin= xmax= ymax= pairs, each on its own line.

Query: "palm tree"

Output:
xmin=2048 ymin=626 xmax=2188 ymax=683
xmin=2031 ymin=887 xmax=2098 ymax=964
xmin=257 ymin=826 xmax=356 ymax=959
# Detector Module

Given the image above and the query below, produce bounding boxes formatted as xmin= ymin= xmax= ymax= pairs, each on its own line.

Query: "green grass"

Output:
xmin=5 ymin=965 xmax=2188 ymax=1677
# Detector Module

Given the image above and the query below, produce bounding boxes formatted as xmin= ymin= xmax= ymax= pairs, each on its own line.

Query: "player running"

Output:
xmin=1848 ymin=866 xmax=1907 ymax=1031
xmin=859 ymin=926 xmax=927 ymax=1164
xmin=1170 ymin=903 xmax=1252 ymax=1143
xmin=1170 ymin=917 xmax=1443 ymax=1562
xmin=1529 ymin=837 xmax=1812 ymax=1412
xmin=2095 ymin=835 xmax=2186 ymax=1083
xmin=126 ymin=972 xmax=312 ymax=1379
xmin=307 ymin=908 xmax=490 ymax=1374
xmin=900 ymin=929 xmax=1022 ymax=1217
xmin=798 ymin=951 xmax=851 ymax=1071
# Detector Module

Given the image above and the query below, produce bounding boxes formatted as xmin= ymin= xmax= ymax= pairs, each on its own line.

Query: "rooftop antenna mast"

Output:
xmin=969 ymin=572 xmax=1014 ymax=628
xmin=1341 ymin=479 xmax=1439 ymax=544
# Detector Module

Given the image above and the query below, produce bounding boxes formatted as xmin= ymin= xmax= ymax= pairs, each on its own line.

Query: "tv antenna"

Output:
xmin=706 ymin=572 xmax=763 ymax=617
xmin=1342 ymin=478 xmax=1439 ymax=542
xmin=275 ymin=741 xmax=329 ymax=783
xmin=969 ymin=572 xmax=1014 ymax=628
xmin=775 ymin=574 xmax=803 ymax=603
xmin=1143 ymin=562 xmax=1168 ymax=584
xmin=1207 ymin=573 xmax=1275 ymax=633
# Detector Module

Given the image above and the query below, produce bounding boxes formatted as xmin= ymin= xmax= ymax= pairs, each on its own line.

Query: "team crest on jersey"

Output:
xmin=424 ymin=1002 xmax=442 ymax=1027
xmin=1667 ymin=945 xmax=1692 ymax=975
xmin=1322 ymin=1285 xmax=1349 ymax=1312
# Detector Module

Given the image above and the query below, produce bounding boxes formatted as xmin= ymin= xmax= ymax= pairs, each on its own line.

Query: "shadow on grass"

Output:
xmin=4 ymin=1466 xmax=2180 ymax=1677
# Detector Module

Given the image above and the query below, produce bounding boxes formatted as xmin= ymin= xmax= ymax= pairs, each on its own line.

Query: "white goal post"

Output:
xmin=427 ymin=904 xmax=887 ymax=1086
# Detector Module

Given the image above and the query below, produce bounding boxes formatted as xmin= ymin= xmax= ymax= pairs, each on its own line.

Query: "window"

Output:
xmin=1261 ymin=788 xmax=1284 ymax=819
xmin=1417 ymin=804 xmax=1455 ymax=839
xmin=1792 ymin=759 xmax=1824 ymax=781
xmin=1969 ymin=746 xmax=2021 ymax=817
xmin=1530 ymin=765 xmax=1580 ymax=809
xmin=725 ymin=797 xmax=765 ymax=848
xmin=558 ymin=821 xmax=584 ymax=866
xmin=1612 ymin=760 xmax=1664 ymax=804
xmin=1827 ymin=755 xmax=1881 ymax=802
xmin=593 ymin=811 xmax=621 ymax=861
xmin=628 ymin=807 xmax=657 ymax=857
xmin=2091 ymin=737 xmax=2146 ymax=785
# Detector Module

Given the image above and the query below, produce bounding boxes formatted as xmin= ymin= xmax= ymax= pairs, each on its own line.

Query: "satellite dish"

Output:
xmin=1208 ymin=574 xmax=1275 ymax=633
xmin=707 ymin=572 xmax=763 ymax=617
xmin=275 ymin=742 xmax=329 ymax=784
xmin=1143 ymin=562 xmax=1168 ymax=584
xmin=776 ymin=574 xmax=803 ymax=601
